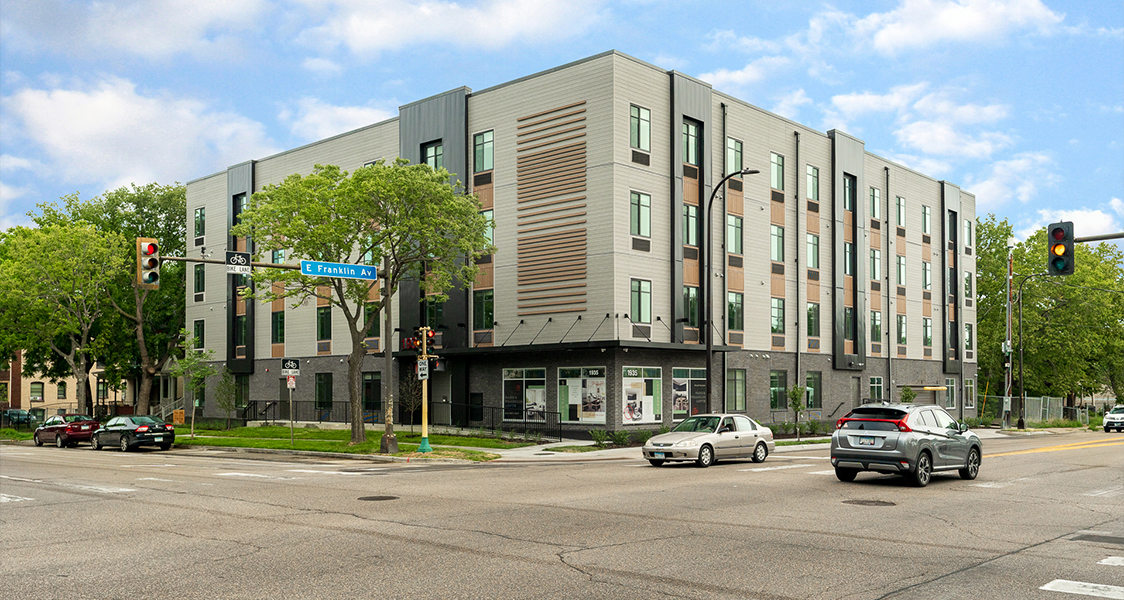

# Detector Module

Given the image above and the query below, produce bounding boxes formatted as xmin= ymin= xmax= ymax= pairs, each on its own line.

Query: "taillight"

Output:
xmin=135 ymin=425 xmax=150 ymax=433
xmin=893 ymin=419 xmax=912 ymax=433
xmin=165 ymin=424 xmax=174 ymax=431
xmin=836 ymin=418 xmax=846 ymax=430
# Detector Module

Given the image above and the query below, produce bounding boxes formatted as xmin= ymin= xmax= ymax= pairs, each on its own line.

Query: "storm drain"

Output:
xmin=843 ymin=500 xmax=896 ymax=507
xmin=358 ymin=496 xmax=399 ymax=502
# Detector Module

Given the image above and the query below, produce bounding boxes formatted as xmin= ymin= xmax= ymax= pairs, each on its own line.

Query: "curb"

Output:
xmin=178 ymin=444 xmax=472 ymax=463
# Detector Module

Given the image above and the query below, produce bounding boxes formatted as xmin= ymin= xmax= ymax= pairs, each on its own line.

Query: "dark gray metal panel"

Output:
xmin=226 ymin=161 xmax=255 ymax=374
xmin=941 ymin=181 xmax=963 ymax=375
xmin=828 ymin=131 xmax=866 ymax=371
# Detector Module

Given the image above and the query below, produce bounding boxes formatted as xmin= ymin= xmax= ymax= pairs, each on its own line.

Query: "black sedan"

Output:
xmin=91 ymin=416 xmax=175 ymax=452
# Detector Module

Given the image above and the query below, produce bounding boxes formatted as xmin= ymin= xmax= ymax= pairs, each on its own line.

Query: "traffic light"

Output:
xmin=421 ymin=328 xmax=435 ymax=354
xmin=136 ymin=237 xmax=160 ymax=289
xmin=1046 ymin=221 xmax=1074 ymax=276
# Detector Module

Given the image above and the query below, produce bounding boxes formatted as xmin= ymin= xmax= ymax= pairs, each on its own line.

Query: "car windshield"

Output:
xmin=64 ymin=415 xmax=94 ymax=422
xmin=847 ymin=407 xmax=907 ymax=420
xmin=672 ymin=416 xmax=720 ymax=433
xmin=1110 ymin=406 xmax=1124 ymax=414
xmin=841 ymin=421 xmax=898 ymax=431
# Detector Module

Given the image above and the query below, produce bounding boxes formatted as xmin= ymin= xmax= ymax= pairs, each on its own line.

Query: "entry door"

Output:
xmin=852 ymin=377 xmax=862 ymax=408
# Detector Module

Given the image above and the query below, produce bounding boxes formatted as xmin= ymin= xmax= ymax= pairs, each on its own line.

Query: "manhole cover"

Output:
xmin=358 ymin=496 xmax=399 ymax=502
xmin=843 ymin=500 xmax=896 ymax=507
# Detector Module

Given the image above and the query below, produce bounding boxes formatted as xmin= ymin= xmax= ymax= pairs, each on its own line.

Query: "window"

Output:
xmin=363 ymin=302 xmax=380 ymax=338
xmin=770 ymin=370 xmax=787 ymax=410
xmin=631 ymin=279 xmax=651 ymax=324
xmin=807 ymin=303 xmax=820 ymax=337
xmin=964 ymin=219 xmax=972 ymax=247
xmin=631 ymin=192 xmax=651 ymax=237
xmin=473 ymin=289 xmax=494 ymax=330
xmin=844 ymin=307 xmax=855 ymax=341
xmin=317 ymin=307 xmax=332 ymax=341
xmin=194 ymin=263 xmax=205 ymax=295
xmin=964 ymin=271 xmax=973 ymax=299
xmin=923 ymin=261 xmax=932 ymax=290
xmin=233 ymin=315 xmax=247 ymax=347
xmin=726 ymin=369 xmax=747 ymax=412
xmin=870 ymin=249 xmax=881 ymax=280
xmin=965 ymin=323 xmax=974 ymax=350
xmin=771 ymin=225 xmax=785 ymax=262
xmin=97 ymin=380 xmax=108 ymax=400
xmin=770 ymin=152 xmax=784 ymax=190
xmin=425 ymin=297 xmax=444 ymax=329
xmin=965 ymin=379 xmax=976 ymax=409
xmin=481 ymin=210 xmax=494 ymax=245
xmin=315 ymin=373 xmax=333 ymax=410
xmin=896 ymin=197 xmax=906 ymax=227
xmin=844 ymin=174 xmax=856 ymax=211
xmin=362 ymin=372 xmax=381 ymax=412
xmin=423 ymin=141 xmax=443 ymax=170
xmin=870 ymin=187 xmax=881 ymax=219
xmin=945 ymin=378 xmax=956 ymax=409
xmin=505 ymin=368 xmax=548 ymax=422
xmin=194 ymin=207 xmax=205 ymax=238
xmin=234 ymin=374 xmax=249 ymax=408
xmin=559 ymin=367 xmax=607 ymax=424
xmin=923 ymin=317 xmax=933 ymax=347
xmin=726 ymin=138 xmax=743 ymax=175
xmin=728 ymin=292 xmax=743 ymax=331
xmin=683 ymin=205 xmax=698 ymax=245
xmin=682 ymin=121 xmax=698 ymax=166
xmin=194 ymin=381 xmax=205 ymax=408
xmin=771 ymin=298 xmax=785 ymax=334
xmin=57 ymin=382 xmax=66 ymax=399
xmin=29 ymin=382 xmax=44 ymax=401
xmin=807 ymin=234 xmax=819 ymax=269
xmin=193 ymin=320 xmax=205 ymax=349
xmin=922 ymin=205 xmax=931 ymax=234
xmin=271 ymin=311 xmax=285 ymax=344
xmin=727 ymin=215 xmax=742 ymax=254
xmin=473 ymin=130 xmax=493 ymax=173
xmin=683 ymin=286 xmax=699 ymax=328
xmin=630 ymin=105 xmax=651 ymax=152
xmin=871 ymin=310 xmax=882 ymax=342
xmin=844 ymin=242 xmax=854 ymax=276
xmin=272 ymin=249 xmax=285 ymax=263
xmin=234 ymin=193 xmax=248 ymax=225
xmin=897 ymin=255 xmax=906 ymax=284
xmin=807 ymin=166 xmax=819 ymax=201
xmin=870 ymin=376 xmax=884 ymax=401
xmin=897 ymin=315 xmax=907 ymax=345
xmin=806 ymin=371 xmax=822 ymax=408
xmin=361 ymin=234 xmax=376 ymax=265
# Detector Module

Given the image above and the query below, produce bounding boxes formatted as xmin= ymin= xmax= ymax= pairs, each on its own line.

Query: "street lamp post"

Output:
xmin=705 ymin=168 xmax=760 ymax=410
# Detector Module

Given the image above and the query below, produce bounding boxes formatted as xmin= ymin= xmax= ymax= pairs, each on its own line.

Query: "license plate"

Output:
xmin=858 ymin=436 xmax=876 ymax=446
xmin=653 ymin=452 xmax=665 ymax=458
xmin=81 ymin=425 xmax=90 ymax=430
xmin=154 ymin=436 xmax=163 ymax=442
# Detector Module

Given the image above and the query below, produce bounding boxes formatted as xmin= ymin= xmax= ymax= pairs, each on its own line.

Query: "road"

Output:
xmin=1 ymin=431 xmax=1122 ymax=600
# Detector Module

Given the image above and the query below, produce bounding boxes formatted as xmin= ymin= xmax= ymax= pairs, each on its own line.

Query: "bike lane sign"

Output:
xmin=226 ymin=251 xmax=251 ymax=275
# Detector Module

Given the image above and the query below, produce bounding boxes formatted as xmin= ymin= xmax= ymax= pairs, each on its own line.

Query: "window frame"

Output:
xmin=630 ymin=105 xmax=651 ymax=152
xmin=770 ymin=152 xmax=785 ymax=191
xmin=769 ymin=370 xmax=787 ymax=410
xmin=728 ymin=292 xmax=744 ymax=331
xmin=923 ymin=261 xmax=932 ymax=291
xmin=422 ymin=140 xmax=443 ymax=171
xmin=870 ymin=187 xmax=881 ymax=219
xmin=922 ymin=205 xmax=931 ymax=234
xmin=726 ymin=138 xmax=743 ymax=176
xmin=473 ymin=130 xmax=493 ymax=173
xmin=194 ymin=263 xmax=205 ymax=295
xmin=870 ymin=376 xmax=884 ymax=401
xmin=870 ymin=310 xmax=882 ymax=342
xmin=897 ymin=315 xmax=907 ymax=345
xmin=807 ymin=234 xmax=819 ymax=269
xmin=771 ymin=298 xmax=785 ymax=334
xmin=807 ymin=165 xmax=819 ymax=201
xmin=923 ymin=317 xmax=933 ymax=347
xmin=807 ymin=302 xmax=820 ymax=338
xmin=725 ymin=369 xmax=746 ymax=412
xmin=806 ymin=371 xmax=822 ymax=409
xmin=683 ymin=286 xmax=699 ymax=328
xmin=473 ymin=289 xmax=494 ymax=330
xmin=271 ymin=310 xmax=285 ymax=344
xmin=682 ymin=121 xmax=699 ymax=166
xmin=194 ymin=207 xmax=205 ymax=238
xmin=896 ymin=197 xmax=906 ymax=227
xmin=317 ymin=306 xmax=332 ymax=341
xmin=870 ymin=248 xmax=881 ymax=281
xmin=631 ymin=191 xmax=651 ymax=238
xmin=727 ymin=215 xmax=743 ymax=255
xmin=631 ymin=279 xmax=652 ymax=325
xmin=771 ymin=225 xmax=784 ymax=262
xmin=683 ymin=204 xmax=698 ymax=246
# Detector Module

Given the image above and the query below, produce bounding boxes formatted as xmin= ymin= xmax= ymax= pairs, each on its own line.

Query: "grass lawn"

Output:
xmin=0 ymin=428 xmax=33 ymax=441
xmin=543 ymin=445 xmax=604 ymax=453
xmin=184 ymin=426 xmax=534 ymax=449
xmin=173 ymin=435 xmax=499 ymax=461
xmin=776 ymin=438 xmax=831 ymax=446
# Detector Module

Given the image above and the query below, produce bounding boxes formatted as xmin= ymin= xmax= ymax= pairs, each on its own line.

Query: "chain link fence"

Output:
xmin=980 ymin=395 xmax=1091 ymax=426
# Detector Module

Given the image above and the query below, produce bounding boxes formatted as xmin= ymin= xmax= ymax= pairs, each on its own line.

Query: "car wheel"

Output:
xmin=33 ymin=433 xmax=42 ymax=446
xmin=835 ymin=468 xmax=858 ymax=482
xmin=959 ymin=447 xmax=981 ymax=480
xmin=159 ymin=442 xmax=172 ymax=451
xmin=1105 ymin=427 xmax=1111 ymax=433
xmin=909 ymin=451 xmax=933 ymax=487
xmin=751 ymin=443 xmax=768 ymax=463
xmin=55 ymin=435 xmax=66 ymax=448
xmin=91 ymin=435 xmax=101 ymax=451
xmin=119 ymin=435 xmax=131 ymax=452
xmin=648 ymin=459 xmax=665 ymax=467
xmin=696 ymin=445 xmax=714 ymax=468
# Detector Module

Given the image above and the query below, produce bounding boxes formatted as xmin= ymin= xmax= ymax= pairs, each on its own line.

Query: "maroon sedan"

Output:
xmin=34 ymin=414 xmax=100 ymax=448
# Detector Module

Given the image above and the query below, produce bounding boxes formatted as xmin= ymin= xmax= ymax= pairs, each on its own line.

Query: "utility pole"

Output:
xmin=417 ymin=326 xmax=434 ymax=453
xmin=1004 ymin=239 xmax=1014 ymax=428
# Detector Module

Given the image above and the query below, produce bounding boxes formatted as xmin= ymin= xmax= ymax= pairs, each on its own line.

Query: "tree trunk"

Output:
xmin=380 ymin=285 xmax=398 ymax=454
xmin=136 ymin=371 xmax=154 ymax=416
xmin=348 ymin=334 xmax=365 ymax=445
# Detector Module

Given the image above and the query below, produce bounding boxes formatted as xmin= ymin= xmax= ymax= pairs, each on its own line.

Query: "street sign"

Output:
xmin=287 ymin=376 xmax=296 ymax=389
xmin=281 ymin=358 xmax=300 ymax=377
xmin=300 ymin=260 xmax=378 ymax=280
xmin=417 ymin=358 xmax=429 ymax=381
xmin=226 ymin=251 xmax=251 ymax=274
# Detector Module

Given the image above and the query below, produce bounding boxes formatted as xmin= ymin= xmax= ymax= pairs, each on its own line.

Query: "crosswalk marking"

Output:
xmin=1099 ymin=557 xmax=1124 ymax=567
xmin=1084 ymin=486 xmax=1124 ymax=498
xmin=1040 ymin=579 xmax=1124 ymax=599
xmin=0 ymin=494 xmax=34 ymax=503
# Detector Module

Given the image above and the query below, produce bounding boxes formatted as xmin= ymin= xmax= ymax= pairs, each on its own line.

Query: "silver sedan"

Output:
xmin=642 ymin=414 xmax=776 ymax=467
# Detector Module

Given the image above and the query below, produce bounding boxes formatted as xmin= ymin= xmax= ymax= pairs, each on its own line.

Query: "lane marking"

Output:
xmin=1100 ymin=557 xmax=1124 ymax=567
xmin=0 ymin=494 xmax=34 ymax=503
xmin=137 ymin=477 xmax=175 ymax=482
xmin=738 ymin=464 xmax=815 ymax=472
xmin=971 ymin=482 xmax=1010 ymax=488
xmin=0 ymin=475 xmax=43 ymax=483
xmin=2 ymin=474 xmax=133 ymax=493
xmin=809 ymin=470 xmax=837 ymax=475
xmin=1084 ymin=486 xmax=1124 ymax=498
xmin=216 ymin=473 xmax=293 ymax=480
xmin=287 ymin=469 xmax=369 ymax=475
xmin=121 ymin=464 xmax=179 ymax=468
xmin=988 ymin=439 xmax=1124 ymax=458
xmin=1040 ymin=579 xmax=1124 ymax=599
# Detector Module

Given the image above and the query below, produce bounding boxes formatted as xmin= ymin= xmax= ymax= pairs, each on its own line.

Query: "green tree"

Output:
xmin=168 ymin=330 xmax=221 ymax=438
xmin=230 ymin=161 xmax=494 ymax=448
xmin=899 ymin=386 xmax=917 ymax=403
xmin=0 ymin=224 xmax=128 ymax=413
xmin=214 ymin=368 xmax=237 ymax=430
xmin=787 ymin=385 xmax=807 ymax=442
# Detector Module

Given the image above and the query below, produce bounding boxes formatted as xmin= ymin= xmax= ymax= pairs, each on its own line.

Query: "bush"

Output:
xmin=610 ymin=430 xmax=631 ymax=446
xmin=658 ymin=424 xmax=671 ymax=434
xmin=590 ymin=429 xmax=609 ymax=448
xmin=633 ymin=430 xmax=653 ymax=445
xmin=806 ymin=420 xmax=825 ymax=436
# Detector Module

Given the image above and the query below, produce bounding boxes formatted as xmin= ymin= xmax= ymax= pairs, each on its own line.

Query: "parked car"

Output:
xmin=34 ymin=414 xmax=100 ymax=447
xmin=830 ymin=403 xmax=982 ymax=487
xmin=1104 ymin=405 xmax=1124 ymax=432
xmin=3 ymin=409 xmax=37 ymax=426
xmin=91 ymin=416 xmax=175 ymax=452
xmin=642 ymin=414 xmax=775 ymax=467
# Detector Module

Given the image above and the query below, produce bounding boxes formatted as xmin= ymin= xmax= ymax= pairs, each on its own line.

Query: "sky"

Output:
xmin=2 ymin=0 xmax=1122 ymax=246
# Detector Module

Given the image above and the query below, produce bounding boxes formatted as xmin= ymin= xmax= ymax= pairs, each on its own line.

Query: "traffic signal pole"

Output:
xmin=417 ymin=326 xmax=433 ymax=453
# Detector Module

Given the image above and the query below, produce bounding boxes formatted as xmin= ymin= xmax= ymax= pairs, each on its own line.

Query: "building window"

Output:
xmin=317 ymin=306 xmax=331 ymax=341
xmin=771 ymin=225 xmax=784 ymax=262
xmin=807 ymin=303 xmax=820 ymax=337
xmin=770 ymin=152 xmax=784 ymax=191
xmin=194 ymin=207 xmax=205 ymax=238
xmin=423 ymin=141 xmax=443 ymax=170
xmin=271 ymin=311 xmax=285 ymax=344
xmin=896 ymin=197 xmax=906 ymax=227
xmin=57 ymin=382 xmax=67 ymax=399
xmin=923 ymin=261 xmax=932 ymax=290
xmin=194 ymin=263 xmax=205 ymax=295
xmin=923 ymin=317 xmax=933 ymax=347
xmin=631 ymin=191 xmax=651 ymax=237
xmin=807 ymin=234 xmax=819 ymax=269
xmin=870 ymin=187 xmax=881 ymax=219
xmin=473 ymin=130 xmax=493 ymax=173
xmin=771 ymin=298 xmax=785 ymax=334
xmin=870 ymin=249 xmax=881 ymax=280
xmin=480 ymin=209 xmax=494 ymax=245
xmin=631 ymin=105 xmax=651 ymax=152
xmin=726 ymin=369 xmax=746 ymax=412
xmin=897 ymin=315 xmax=907 ymax=345
xmin=233 ymin=315 xmax=247 ymax=347
xmin=807 ymin=165 xmax=819 ymax=201
xmin=29 ymin=382 xmax=44 ymax=401
xmin=871 ymin=310 xmax=882 ymax=342
xmin=964 ymin=219 xmax=972 ymax=247
xmin=922 ymin=205 xmax=931 ymax=234
xmin=97 ymin=380 xmax=108 ymax=400
xmin=194 ymin=382 xmax=205 ymax=408
xmin=631 ymin=279 xmax=651 ymax=324
xmin=233 ymin=193 xmax=248 ymax=224
xmin=844 ymin=307 xmax=855 ymax=341
xmin=473 ymin=289 xmax=494 ymax=330
xmin=362 ymin=372 xmax=381 ymax=412
xmin=727 ymin=215 xmax=742 ymax=255
xmin=425 ymin=297 xmax=444 ymax=329
xmin=965 ymin=323 xmax=974 ymax=350
xmin=505 ymin=368 xmax=548 ymax=422
xmin=315 ymin=373 xmax=333 ymax=410
xmin=683 ymin=286 xmax=699 ymax=328
xmin=844 ymin=242 xmax=854 ymax=276
xmin=272 ymin=249 xmax=285 ymax=264
xmin=897 ymin=255 xmax=907 ymax=285
xmin=559 ymin=367 xmax=607 ymax=423
xmin=945 ymin=378 xmax=956 ymax=409
xmin=193 ymin=320 xmax=205 ymax=349
xmin=964 ymin=271 xmax=973 ymax=299
xmin=683 ymin=204 xmax=698 ymax=245
xmin=843 ymin=174 xmax=856 ymax=211
xmin=770 ymin=370 xmax=787 ymax=410
xmin=965 ymin=379 xmax=976 ymax=409
xmin=806 ymin=371 xmax=822 ymax=409
xmin=728 ymin=292 xmax=744 ymax=331
xmin=870 ymin=376 xmax=884 ymax=401
xmin=363 ymin=302 xmax=380 ymax=338
xmin=682 ymin=121 xmax=699 ymax=166
xmin=727 ymin=138 xmax=743 ymax=175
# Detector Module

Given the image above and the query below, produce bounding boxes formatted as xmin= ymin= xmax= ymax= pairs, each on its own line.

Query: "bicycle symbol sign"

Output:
xmin=226 ymin=251 xmax=251 ymax=274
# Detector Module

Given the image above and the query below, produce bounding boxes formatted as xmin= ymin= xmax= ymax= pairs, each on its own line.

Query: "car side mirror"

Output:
xmin=958 ymin=422 xmax=969 ymax=433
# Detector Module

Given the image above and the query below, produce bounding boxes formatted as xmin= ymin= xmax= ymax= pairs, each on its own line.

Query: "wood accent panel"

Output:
xmin=317 ymin=286 xmax=330 ymax=306
xmin=923 ymin=298 xmax=931 ymax=317
xmin=683 ymin=175 xmax=699 ymax=206
xmin=771 ymin=273 xmax=785 ymax=297
xmin=844 ymin=275 xmax=854 ymax=302
xmin=770 ymin=200 xmax=784 ymax=225
xmin=727 ymin=187 xmax=743 ymax=216
xmin=897 ymin=235 xmax=905 ymax=255
xmin=475 ymin=179 xmax=494 ymax=210
xmin=807 ymin=213 xmax=820 ymax=235
xmin=898 ymin=297 xmax=907 ymax=315
xmin=475 ymin=262 xmax=494 ymax=288
xmin=272 ymin=283 xmax=285 ymax=311
xmin=684 ymin=257 xmax=700 ymax=286
xmin=807 ymin=280 xmax=819 ymax=300
xmin=844 ymin=211 xmax=853 ymax=243
xmin=728 ymin=266 xmax=744 ymax=290
xmin=271 ymin=343 xmax=284 ymax=358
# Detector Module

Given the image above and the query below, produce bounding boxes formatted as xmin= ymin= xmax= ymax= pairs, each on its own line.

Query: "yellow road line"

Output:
xmin=986 ymin=438 xmax=1124 ymax=458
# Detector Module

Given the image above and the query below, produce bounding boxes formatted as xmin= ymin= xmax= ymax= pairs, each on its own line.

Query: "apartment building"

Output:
xmin=184 ymin=51 xmax=977 ymax=433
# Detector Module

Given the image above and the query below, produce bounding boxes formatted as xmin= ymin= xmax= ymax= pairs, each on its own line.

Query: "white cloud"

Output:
xmin=706 ymin=30 xmax=783 ymax=54
xmin=294 ymin=0 xmax=609 ymax=56
xmin=852 ymin=0 xmax=1064 ymax=55
xmin=963 ymin=152 xmax=1057 ymax=210
xmin=829 ymin=83 xmax=929 ymax=122
xmin=2 ymin=76 xmax=279 ymax=192
xmin=878 ymin=152 xmax=953 ymax=178
xmin=1111 ymin=198 xmax=1124 ymax=219
xmin=912 ymin=93 xmax=1008 ymax=124
xmin=302 ymin=57 xmax=344 ymax=76
xmin=698 ymin=56 xmax=790 ymax=90
xmin=895 ymin=120 xmax=1013 ymax=158
xmin=280 ymin=98 xmax=395 ymax=142
xmin=1016 ymin=206 xmax=1122 ymax=241
xmin=770 ymin=89 xmax=813 ymax=122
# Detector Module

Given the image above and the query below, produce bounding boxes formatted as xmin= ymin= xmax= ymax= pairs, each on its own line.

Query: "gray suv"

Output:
xmin=830 ymin=403 xmax=982 ymax=487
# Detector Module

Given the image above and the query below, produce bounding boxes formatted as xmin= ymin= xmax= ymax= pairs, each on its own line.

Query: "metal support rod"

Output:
xmin=417 ymin=326 xmax=433 ymax=453
xmin=1017 ymin=272 xmax=1047 ymax=429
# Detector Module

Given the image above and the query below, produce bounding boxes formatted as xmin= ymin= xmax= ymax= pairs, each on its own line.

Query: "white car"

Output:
xmin=642 ymin=414 xmax=775 ymax=467
xmin=1104 ymin=405 xmax=1124 ymax=433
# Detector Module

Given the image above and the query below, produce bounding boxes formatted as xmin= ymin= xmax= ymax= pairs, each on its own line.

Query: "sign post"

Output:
xmin=226 ymin=251 xmax=251 ymax=275
xmin=282 ymin=359 xmax=299 ymax=445
xmin=417 ymin=327 xmax=435 ymax=453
